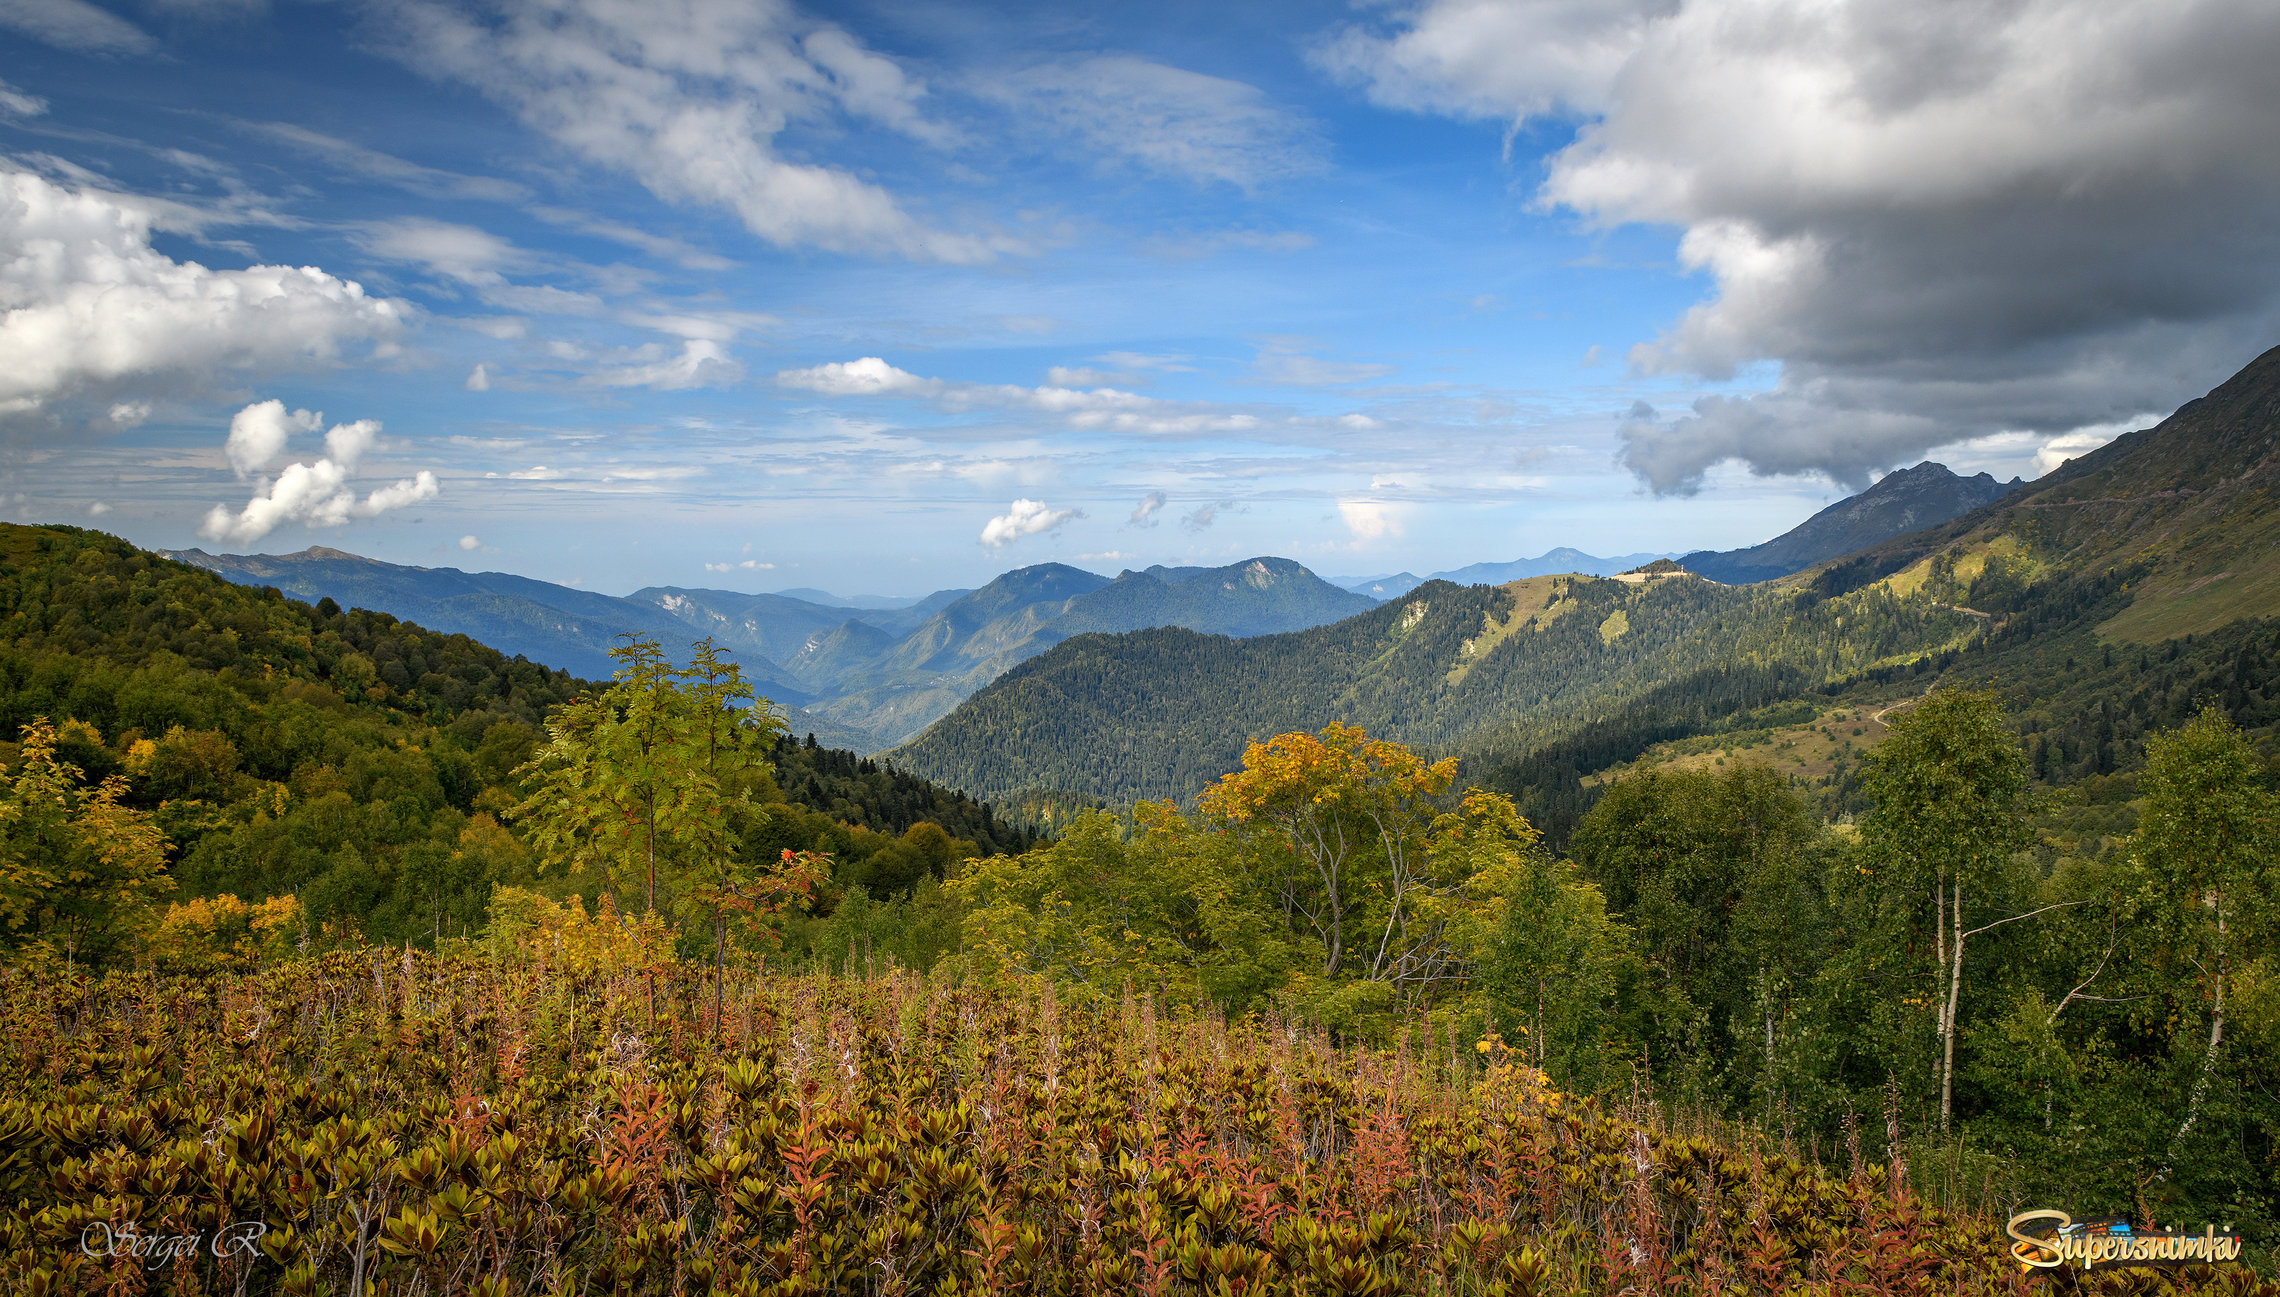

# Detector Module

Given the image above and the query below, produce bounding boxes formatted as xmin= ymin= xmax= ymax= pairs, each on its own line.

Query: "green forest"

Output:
xmin=0 ymin=524 xmax=1029 ymax=965
xmin=2 ymin=514 xmax=2276 ymax=1291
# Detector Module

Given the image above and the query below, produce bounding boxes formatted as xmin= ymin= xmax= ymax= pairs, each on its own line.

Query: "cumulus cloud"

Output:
xmin=0 ymin=168 xmax=405 ymax=419
xmin=0 ymin=0 xmax=157 ymax=54
xmin=465 ymin=364 xmax=491 ymax=391
xmin=1181 ymin=503 xmax=1218 ymax=531
xmin=1327 ymin=0 xmax=2280 ymax=493
xmin=104 ymin=402 xmax=150 ymax=430
xmin=1128 ymin=490 xmax=1165 ymax=526
xmin=704 ymin=558 xmax=775 ymax=572
xmin=459 ymin=534 xmax=481 ymax=550
xmin=225 ymin=400 xmax=323 ymax=478
xmin=980 ymin=498 xmax=1080 ymax=548
xmin=776 ymin=356 xmax=1262 ymax=435
xmin=200 ymin=401 xmax=438 ymax=545
xmin=374 ymin=0 xmax=1007 ymax=262
xmin=981 ymin=55 xmax=1327 ymax=190
xmin=776 ymin=356 xmax=933 ymax=397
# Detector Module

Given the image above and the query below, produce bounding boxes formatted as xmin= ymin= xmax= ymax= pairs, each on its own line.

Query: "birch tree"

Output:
xmin=2134 ymin=706 xmax=2275 ymax=1180
xmin=1859 ymin=689 xmax=2038 ymax=1129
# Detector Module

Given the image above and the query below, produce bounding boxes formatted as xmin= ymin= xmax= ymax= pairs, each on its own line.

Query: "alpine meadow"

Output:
xmin=8 ymin=0 xmax=2280 ymax=1292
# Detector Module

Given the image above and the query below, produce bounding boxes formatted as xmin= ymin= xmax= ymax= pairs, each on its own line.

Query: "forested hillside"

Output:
xmin=181 ymin=545 xmax=1375 ymax=752
xmin=896 ymin=569 xmax=1980 ymax=807
xmin=896 ymin=346 xmax=2280 ymax=844
xmin=0 ymin=524 xmax=1026 ymax=955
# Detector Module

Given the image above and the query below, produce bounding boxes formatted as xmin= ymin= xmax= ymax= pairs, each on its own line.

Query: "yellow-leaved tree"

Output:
xmin=0 ymin=718 xmax=173 ymax=967
xmin=959 ymin=723 xmax=1587 ymax=1037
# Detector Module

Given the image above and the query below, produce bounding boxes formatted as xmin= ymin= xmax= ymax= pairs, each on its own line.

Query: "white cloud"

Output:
xmin=587 ymin=339 xmax=743 ymax=390
xmin=776 ymin=355 xmax=1261 ymax=435
xmin=1250 ymin=338 xmax=1395 ymax=386
xmin=1328 ymin=0 xmax=2280 ymax=493
xmin=358 ymin=217 xmax=525 ymax=287
xmin=1316 ymin=0 xmax=1663 ymax=122
xmin=465 ymin=363 xmax=491 ymax=391
xmin=1338 ymin=499 xmax=1405 ymax=543
xmin=2033 ymin=429 xmax=2128 ymax=477
xmin=1094 ymin=351 xmax=1195 ymax=372
xmin=982 ymin=55 xmax=1327 ymax=190
xmin=704 ymin=557 xmax=776 ymax=572
xmin=376 ymin=0 xmax=1008 ymax=262
xmin=778 ymin=356 xmax=938 ymax=398
xmin=1128 ymin=490 xmax=1165 ymax=526
xmin=1181 ymin=503 xmax=1218 ymax=531
xmin=0 ymin=78 xmax=49 ymax=117
xmin=225 ymin=400 xmax=322 ymax=478
xmin=526 ymin=206 xmax=734 ymax=270
xmin=1047 ymin=366 xmax=1134 ymax=388
xmin=980 ymin=497 xmax=1080 ymax=548
xmin=0 ymin=168 xmax=406 ymax=418
xmin=244 ymin=122 xmax=532 ymax=203
xmin=200 ymin=404 xmax=438 ymax=545
xmin=87 ymin=500 xmax=109 ymax=516
xmin=324 ymin=418 xmax=380 ymax=469
xmin=104 ymin=401 xmax=150 ymax=429
xmin=459 ymin=534 xmax=481 ymax=550
xmin=0 ymin=0 xmax=157 ymax=55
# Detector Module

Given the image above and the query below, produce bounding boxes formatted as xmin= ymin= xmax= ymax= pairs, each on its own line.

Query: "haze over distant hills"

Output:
xmin=170 ymin=547 xmax=1371 ymax=751
xmin=1679 ymin=462 xmax=2024 ymax=584
xmin=1330 ymin=549 xmax=1677 ymax=599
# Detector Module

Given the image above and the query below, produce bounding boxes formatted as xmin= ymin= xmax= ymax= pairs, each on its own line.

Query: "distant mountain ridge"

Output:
xmin=730 ymin=558 xmax=1374 ymax=744
xmin=171 ymin=547 xmax=1371 ymax=752
xmin=1332 ymin=549 xmax=1677 ymax=599
xmin=1679 ymin=462 xmax=2023 ymax=584
xmin=895 ymin=343 xmax=2280 ymax=812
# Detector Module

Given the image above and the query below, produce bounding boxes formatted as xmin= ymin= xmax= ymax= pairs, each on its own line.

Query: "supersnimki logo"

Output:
xmin=2006 ymin=1211 xmax=2243 ymax=1273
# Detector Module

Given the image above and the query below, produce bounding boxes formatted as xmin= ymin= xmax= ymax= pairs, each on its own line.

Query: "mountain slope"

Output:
xmin=630 ymin=585 xmax=965 ymax=656
xmin=165 ymin=547 xmax=808 ymax=694
xmin=0 ymin=522 xmax=1034 ymax=945
xmin=1057 ymin=558 xmax=1375 ymax=638
xmin=894 ymin=571 xmax=1979 ymax=806
xmin=898 ymin=343 xmax=2280 ymax=818
xmin=1332 ymin=549 xmax=1677 ymax=598
xmin=1679 ymin=462 xmax=2021 ymax=584
xmin=795 ymin=559 xmax=1372 ymax=746
xmin=171 ymin=548 xmax=1370 ymax=753
xmin=1806 ymin=342 xmax=2280 ymax=643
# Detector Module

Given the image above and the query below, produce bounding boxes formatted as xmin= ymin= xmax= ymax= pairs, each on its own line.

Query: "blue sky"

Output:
xmin=5 ymin=0 xmax=2278 ymax=598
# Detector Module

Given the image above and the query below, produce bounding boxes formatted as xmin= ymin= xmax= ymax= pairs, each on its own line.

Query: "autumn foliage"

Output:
xmin=1 ymin=950 xmax=2270 ymax=1297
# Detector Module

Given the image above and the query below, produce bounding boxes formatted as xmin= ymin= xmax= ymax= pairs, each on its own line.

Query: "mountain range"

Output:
xmin=895 ymin=344 xmax=2280 ymax=821
xmin=1678 ymin=461 xmax=2024 ymax=584
xmin=167 ymin=548 xmax=1373 ymax=750
xmin=170 ymin=443 xmax=2062 ymax=757
xmin=1329 ymin=549 xmax=1678 ymax=599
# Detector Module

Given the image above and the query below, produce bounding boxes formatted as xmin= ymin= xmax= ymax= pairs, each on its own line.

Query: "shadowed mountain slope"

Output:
xmin=1679 ymin=462 xmax=2022 ymax=584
